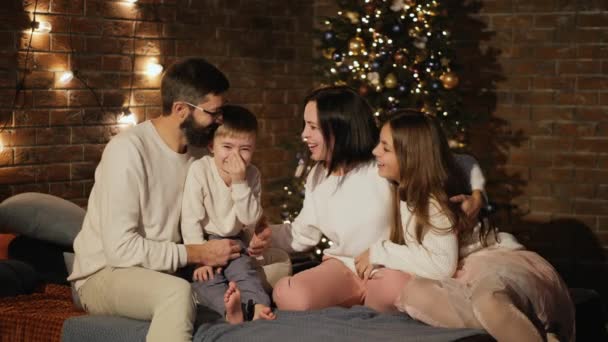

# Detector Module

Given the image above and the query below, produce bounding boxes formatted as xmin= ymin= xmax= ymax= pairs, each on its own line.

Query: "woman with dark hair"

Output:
xmin=365 ymin=110 xmax=574 ymax=341
xmin=270 ymin=87 xmax=485 ymax=312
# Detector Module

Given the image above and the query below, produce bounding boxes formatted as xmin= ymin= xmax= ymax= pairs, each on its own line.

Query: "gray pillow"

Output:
xmin=0 ymin=192 xmax=85 ymax=247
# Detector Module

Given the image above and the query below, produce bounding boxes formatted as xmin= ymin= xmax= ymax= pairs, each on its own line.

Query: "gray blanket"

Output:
xmin=62 ymin=306 xmax=491 ymax=342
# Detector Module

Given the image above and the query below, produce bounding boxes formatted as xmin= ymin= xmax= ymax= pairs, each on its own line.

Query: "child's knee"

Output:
xmin=272 ymin=276 xmax=314 ymax=311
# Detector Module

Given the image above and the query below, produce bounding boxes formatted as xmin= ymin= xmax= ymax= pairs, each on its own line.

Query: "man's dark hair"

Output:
xmin=161 ymin=57 xmax=229 ymax=115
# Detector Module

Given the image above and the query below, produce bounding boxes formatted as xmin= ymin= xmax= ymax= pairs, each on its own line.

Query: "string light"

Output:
xmin=59 ymin=71 xmax=74 ymax=83
xmin=32 ymin=21 xmax=52 ymax=33
xmin=145 ymin=62 xmax=163 ymax=76
xmin=119 ymin=107 xmax=137 ymax=125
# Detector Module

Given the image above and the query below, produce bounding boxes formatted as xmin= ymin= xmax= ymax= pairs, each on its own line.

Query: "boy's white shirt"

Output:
xmin=181 ymin=155 xmax=263 ymax=244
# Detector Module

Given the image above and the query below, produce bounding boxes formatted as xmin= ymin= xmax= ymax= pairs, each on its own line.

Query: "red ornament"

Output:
xmin=359 ymin=84 xmax=370 ymax=96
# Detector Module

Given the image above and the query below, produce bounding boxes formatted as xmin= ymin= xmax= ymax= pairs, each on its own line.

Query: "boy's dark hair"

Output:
xmin=215 ymin=105 xmax=258 ymax=137
xmin=161 ymin=57 xmax=229 ymax=115
xmin=304 ymin=86 xmax=379 ymax=176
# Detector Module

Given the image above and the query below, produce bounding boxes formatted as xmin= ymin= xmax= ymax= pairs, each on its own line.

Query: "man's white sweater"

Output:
xmin=68 ymin=121 xmax=193 ymax=290
xmin=181 ymin=155 xmax=263 ymax=244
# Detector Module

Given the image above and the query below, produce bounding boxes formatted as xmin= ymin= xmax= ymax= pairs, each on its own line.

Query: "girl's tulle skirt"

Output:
xmin=440 ymin=249 xmax=575 ymax=341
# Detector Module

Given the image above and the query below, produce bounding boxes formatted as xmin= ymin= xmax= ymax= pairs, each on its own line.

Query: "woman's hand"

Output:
xmin=248 ymin=217 xmax=272 ymax=257
xmin=355 ymin=249 xmax=374 ymax=280
xmin=450 ymin=190 xmax=484 ymax=218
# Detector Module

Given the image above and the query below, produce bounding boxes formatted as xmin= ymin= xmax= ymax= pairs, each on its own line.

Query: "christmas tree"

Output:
xmin=281 ymin=0 xmax=482 ymax=260
xmin=316 ymin=0 xmax=475 ymax=143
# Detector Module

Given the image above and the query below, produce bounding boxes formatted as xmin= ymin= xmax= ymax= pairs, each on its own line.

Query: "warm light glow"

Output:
xmin=145 ymin=62 xmax=163 ymax=76
xmin=0 ymin=140 xmax=4 ymax=152
xmin=125 ymin=0 xmax=138 ymax=3
xmin=59 ymin=71 xmax=74 ymax=83
xmin=119 ymin=108 xmax=137 ymax=125
xmin=33 ymin=21 xmax=52 ymax=33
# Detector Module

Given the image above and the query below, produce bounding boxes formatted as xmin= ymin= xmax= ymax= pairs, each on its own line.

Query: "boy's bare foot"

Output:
xmin=224 ymin=282 xmax=243 ymax=324
xmin=253 ymin=304 xmax=276 ymax=321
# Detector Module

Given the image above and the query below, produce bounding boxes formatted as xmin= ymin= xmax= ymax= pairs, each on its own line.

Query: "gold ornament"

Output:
xmin=345 ymin=11 xmax=360 ymax=24
xmin=348 ymin=37 xmax=365 ymax=55
xmin=322 ymin=47 xmax=336 ymax=59
xmin=440 ymin=71 xmax=459 ymax=89
xmin=384 ymin=73 xmax=398 ymax=88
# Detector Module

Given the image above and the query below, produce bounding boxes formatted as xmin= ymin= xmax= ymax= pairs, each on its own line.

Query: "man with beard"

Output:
xmin=68 ymin=58 xmax=271 ymax=342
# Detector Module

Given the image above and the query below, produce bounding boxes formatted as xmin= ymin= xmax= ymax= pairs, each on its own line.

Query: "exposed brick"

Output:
xmin=508 ymin=149 xmax=553 ymax=167
xmin=553 ymin=122 xmax=596 ymax=136
xmin=84 ymin=144 xmax=105 ymax=162
xmin=530 ymin=168 xmax=573 ymax=182
xmin=559 ymin=61 xmax=602 ymax=75
xmin=14 ymin=145 xmax=82 ymax=164
xmin=573 ymin=138 xmax=608 ymax=153
xmin=574 ymin=169 xmax=608 ymax=183
xmin=19 ymin=31 xmax=50 ymax=51
xmin=36 ymin=127 xmax=70 ymax=145
xmin=71 ymin=162 xmax=96 ymax=180
xmin=0 ymin=149 xmax=13 ymax=166
xmin=572 ymin=200 xmax=608 ymax=216
xmin=13 ymin=109 xmax=49 ymax=127
xmin=598 ymin=186 xmax=608 ymax=200
xmin=50 ymin=0 xmax=84 ymax=14
xmin=532 ymin=77 xmax=575 ymax=91
xmin=37 ymin=163 xmax=70 ymax=182
xmin=532 ymin=137 xmax=572 ymax=151
xmin=577 ymin=77 xmax=608 ymax=90
xmin=552 ymin=183 xmax=597 ymax=199
xmin=575 ymin=107 xmax=608 ymax=122
xmin=33 ymin=90 xmax=68 ymax=107
xmin=49 ymin=181 xmax=84 ymax=198
xmin=0 ymin=166 xmax=37 ymax=184
xmin=530 ymin=197 xmax=571 ymax=213
xmin=33 ymin=52 xmax=69 ymax=70
xmin=531 ymin=107 xmax=574 ymax=120
xmin=555 ymin=92 xmax=598 ymax=106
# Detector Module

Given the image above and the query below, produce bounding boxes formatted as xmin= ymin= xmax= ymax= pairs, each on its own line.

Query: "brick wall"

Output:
xmin=0 ymin=0 xmax=313 ymax=216
xmin=452 ymin=0 xmax=608 ymax=301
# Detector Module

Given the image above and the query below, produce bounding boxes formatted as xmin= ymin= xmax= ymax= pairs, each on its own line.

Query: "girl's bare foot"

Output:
xmin=224 ymin=282 xmax=243 ymax=324
xmin=253 ymin=304 xmax=276 ymax=321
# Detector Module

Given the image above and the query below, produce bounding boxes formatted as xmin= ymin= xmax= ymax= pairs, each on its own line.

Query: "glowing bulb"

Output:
xmin=119 ymin=108 xmax=137 ymax=125
xmin=145 ymin=62 xmax=163 ymax=76
xmin=0 ymin=140 xmax=4 ymax=152
xmin=315 ymin=249 xmax=321 ymax=255
xmin=59 ymin=71 xmax=74 ymax=83
xmin=125 ymin=0 xmax=138 ymax=3
xmin=33 ymin=21 xmax=52 ymax=33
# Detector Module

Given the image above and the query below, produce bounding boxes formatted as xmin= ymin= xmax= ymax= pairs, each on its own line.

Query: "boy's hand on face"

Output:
xmin=225 ymin=151 xmax=247 ymax=184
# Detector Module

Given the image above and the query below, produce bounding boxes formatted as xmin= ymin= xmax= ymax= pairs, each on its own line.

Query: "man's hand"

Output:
xmin=354 ymin=249 xmax=373 ymax=280
xmin=186 ymin=239 xmax=241 ymax=266
xmin=193 ymin=265 xmax=222 ymax=282
xmin=225 ymin=151 xmax=247 ymax=184
xmin=450 ymin=190 xmax=484 ymax=218
xmin=248 ymin=219 xmax=272 ymax=257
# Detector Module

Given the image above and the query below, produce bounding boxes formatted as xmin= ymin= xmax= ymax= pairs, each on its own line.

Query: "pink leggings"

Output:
xmin=272 ymin=258 xmax=411 ymax=313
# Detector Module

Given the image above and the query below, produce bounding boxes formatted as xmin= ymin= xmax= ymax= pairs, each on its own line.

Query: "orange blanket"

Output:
xmin=0 ymin=284 xmax=85 ymax=342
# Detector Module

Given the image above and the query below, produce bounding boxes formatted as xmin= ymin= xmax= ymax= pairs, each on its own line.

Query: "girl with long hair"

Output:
xmin=361 ymin=110 xmax=574 ymax=341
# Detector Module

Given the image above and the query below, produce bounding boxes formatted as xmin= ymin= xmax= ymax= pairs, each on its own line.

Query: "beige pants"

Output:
xmin=78 ymin=267 xmax=196 ymax=342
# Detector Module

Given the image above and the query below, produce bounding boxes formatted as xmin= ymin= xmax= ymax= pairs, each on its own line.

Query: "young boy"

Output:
xmin=181 ymin=105 xmax=275 ymax=324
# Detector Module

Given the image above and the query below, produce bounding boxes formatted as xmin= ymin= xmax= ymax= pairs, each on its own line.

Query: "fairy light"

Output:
xmin=145 ymin=62 xmax=163 ymax=76
xmin=119 ymin=107 xmax=137 ymax=125
xmin=32 ymin=21 xmax=52 ymax=33
xmin=59 ymin=71 xmax=74 ymax=83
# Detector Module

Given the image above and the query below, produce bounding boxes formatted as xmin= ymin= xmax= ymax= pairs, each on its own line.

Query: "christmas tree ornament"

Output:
xmin=322 ymin=47 xmax=336 ymax=59
xmin=390 ymin=0 xmax=405 ymax=12
xmin=345 ymin=11 xmax=360 ymax=24
xmin=367 ymin=72 xmax=380 ymax=85
xmin=384 ymin=73 xmax=398 ymax=88
xmin=439 ymin=71 xmax=459 ymax=89
xmin=323 ymin=31 xmax=335 ymax=41
xmin=348 ymin=37 xmax=365 ymax=55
